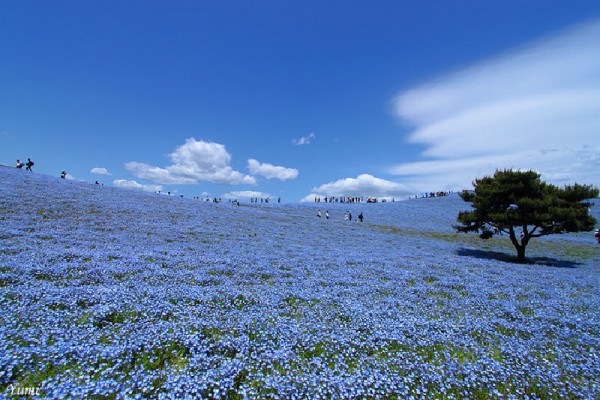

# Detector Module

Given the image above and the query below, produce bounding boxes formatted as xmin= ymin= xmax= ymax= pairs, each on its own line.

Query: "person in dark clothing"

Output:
xmin=61 ymin=171 xmax=67 ymax=179
xmin=16 ymin=160 xmax=24 ymax=169
xmin=25 ymin=158 xmax=34 ymax=171
xmin=358 ymin=212 xmax=364 ymax=222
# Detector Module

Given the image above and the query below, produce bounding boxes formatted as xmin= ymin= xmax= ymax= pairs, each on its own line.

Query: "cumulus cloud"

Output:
xmin=247 ymin=159 xmax=299 ymax=181
xmin=125 ymin=138 xmax=256 ymax=186
xmin=113 ymin=179 xmax=162 ymax=192
xmin=391 ymin=19 xmax=600 ymax=191
xmin=308 ymin=174 xmax=412 ymax=200
xmin=292 ymin=132 xmax=316 ymax=146
xmin=90 ymin=167 xmax=112 ymax=176
xmin=221 ymin=190 xmax=271 ymax=200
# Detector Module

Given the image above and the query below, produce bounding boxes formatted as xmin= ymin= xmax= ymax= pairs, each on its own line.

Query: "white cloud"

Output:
xmin=124 ymin=161 xmax=196 ymax=184
xmin=310 ymin=174 xmax=412 ymax=199
xmin=221 ymin=190 xmax=271 ymax=200
xmin=292 ymin=132 xmax=316 ymax=146
xmin=391 ymin=19 xmax=600 ymax=191
xmin=113 ymin=179 xmax=162 ymax=192
xmin=125 ymin=138 xmax=256 ymax=186
xmin=90 ymin=167 xmax=112 ymax=176
xmin=247 ymin=159 xmax=299 ymax=181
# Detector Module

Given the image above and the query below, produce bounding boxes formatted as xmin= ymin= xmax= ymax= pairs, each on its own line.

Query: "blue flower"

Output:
xmin=1 ymin=167 xmax=599 ymax=398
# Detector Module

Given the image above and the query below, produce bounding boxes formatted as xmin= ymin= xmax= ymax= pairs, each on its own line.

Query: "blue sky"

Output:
xmin=2 ymin=1 xmax=600 ymax=202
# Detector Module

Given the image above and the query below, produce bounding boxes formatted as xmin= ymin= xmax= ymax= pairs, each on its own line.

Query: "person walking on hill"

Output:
xmin=317 ymin=209 xmax=322 ymax=218
xmin=25 ymin=158 xmax=34 ymax=171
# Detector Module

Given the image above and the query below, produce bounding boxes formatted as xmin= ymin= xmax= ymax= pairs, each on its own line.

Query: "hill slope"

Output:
xmin=1 ymin=167 xmax=599 ymax=398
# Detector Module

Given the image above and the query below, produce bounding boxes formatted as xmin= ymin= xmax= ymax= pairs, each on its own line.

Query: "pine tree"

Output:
xmin=455 ymin=169 xmax=598 ymax=263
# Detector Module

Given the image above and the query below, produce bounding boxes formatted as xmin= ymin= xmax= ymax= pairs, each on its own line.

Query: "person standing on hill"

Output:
xmin=25 ymin=158 xmax=34 ymax=171
xmin=15 ymin=160 xmax=24 ymax=169
xmin=317 ymin=209 xmax=322 ymax=218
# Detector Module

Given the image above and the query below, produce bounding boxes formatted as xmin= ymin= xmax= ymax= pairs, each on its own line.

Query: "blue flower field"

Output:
xmin=1 ymin=167 xmax=599 ymax=399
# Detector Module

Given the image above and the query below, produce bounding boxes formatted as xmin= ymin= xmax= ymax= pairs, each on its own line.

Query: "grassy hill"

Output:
xmin=1 ymin=167 xmax=599 ymax=399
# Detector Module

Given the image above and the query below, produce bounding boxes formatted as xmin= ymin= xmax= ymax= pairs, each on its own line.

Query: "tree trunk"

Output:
xmin=516 ymin=245 xmax=526 ymax=263
xmin=509 ymin=227 xmax=527 ymax=263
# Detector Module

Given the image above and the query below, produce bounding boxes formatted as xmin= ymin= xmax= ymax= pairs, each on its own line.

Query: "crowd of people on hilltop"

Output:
xmin=250 ymin=197 xmax=282 ymax=204
xmin=191 ymin=195 xmax=220 ymax=202
xmin=313 ymin=192 xmax=455 ymax=203
xmin=187 ymin=196 xmax=282 ymax=204
xmin=409 ymin=191 xmax=453 ymax=199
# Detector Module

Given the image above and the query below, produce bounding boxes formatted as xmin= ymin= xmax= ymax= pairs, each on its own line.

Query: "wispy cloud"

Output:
xmin=113 ymin=179 xmax=162 ymax=192
xmin=90 ymin=167 xmax=112 ymax=176
xmin=292 ymin=132 xmax=316 ymax=146
xmin=221 ymin=190 xmax=271 ymax=200
xmin=306 ymin=174 xmax=412 ymax=201
xmin=125 ymin=138 xmax=256 ymax=186
xmin=247 ymin=159 xmax=299 ymax=181
xmin=390 ymin=19 xmax=600 ymax=191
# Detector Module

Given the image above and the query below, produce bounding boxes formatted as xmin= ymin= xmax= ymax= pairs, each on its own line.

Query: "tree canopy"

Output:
xmin=455 ymin=169 xmax=598 ymax=263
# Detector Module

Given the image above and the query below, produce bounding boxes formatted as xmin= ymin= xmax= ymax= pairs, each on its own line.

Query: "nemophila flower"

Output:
xmin=1 ymin=167 xmax=599 ymax=398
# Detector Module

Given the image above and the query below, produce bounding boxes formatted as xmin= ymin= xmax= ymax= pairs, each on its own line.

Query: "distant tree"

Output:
xmin=455 ymin=169 xmax=598 ymax=263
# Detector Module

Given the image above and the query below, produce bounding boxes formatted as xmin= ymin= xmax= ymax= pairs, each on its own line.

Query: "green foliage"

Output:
xmin=455 ymin=169 xmax=598 ymax=263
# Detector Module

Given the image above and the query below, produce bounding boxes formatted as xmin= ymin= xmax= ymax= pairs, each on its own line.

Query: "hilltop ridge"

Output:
xmin=1 ymin=166 xmax=470 ymax=232
xmin=3 ymin=166 xmax=596 ymax=240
